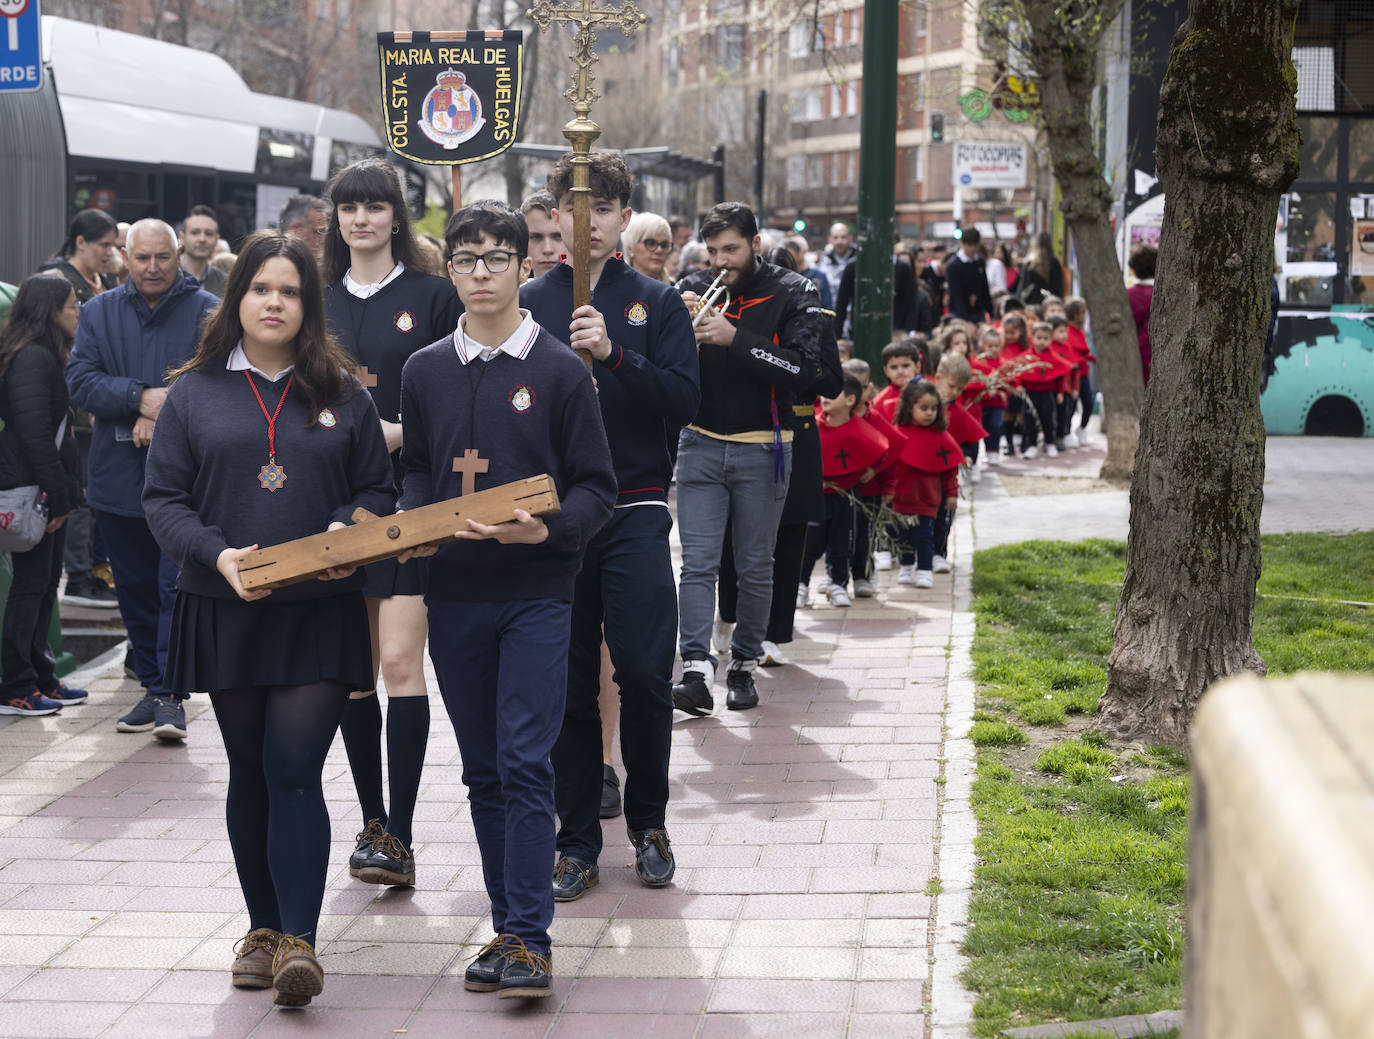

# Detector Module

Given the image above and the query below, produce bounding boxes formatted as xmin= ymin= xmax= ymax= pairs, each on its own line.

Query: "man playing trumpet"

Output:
xmin=672 ymin=202 xmax=828 ymax=713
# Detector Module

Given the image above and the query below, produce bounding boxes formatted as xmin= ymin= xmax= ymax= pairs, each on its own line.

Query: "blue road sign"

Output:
xmin=0 ymin=0 xmax=42 ymax=94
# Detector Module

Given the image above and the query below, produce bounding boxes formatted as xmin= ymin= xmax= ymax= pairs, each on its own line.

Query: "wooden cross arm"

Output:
xmin=236 ymin=474 xmax=561 ymax=590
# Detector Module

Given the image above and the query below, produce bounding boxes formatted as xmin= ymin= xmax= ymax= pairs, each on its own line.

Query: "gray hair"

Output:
xmin=278 ymin=194 xmax=331 ymax=231
xmin=621 ymin=211 xmax=671 ymax=255
xmin=125 ymin=218 xmax=178 ymax=252
xmin=680 ymin=241 xmax=708 ymax=269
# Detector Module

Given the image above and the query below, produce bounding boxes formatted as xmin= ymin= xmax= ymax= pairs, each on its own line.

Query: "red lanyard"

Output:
xmin=245 ymin=370 xmax=294 ymax=463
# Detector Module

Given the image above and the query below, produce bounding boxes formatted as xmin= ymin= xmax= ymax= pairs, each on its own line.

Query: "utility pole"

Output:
xmin=854 ymin=0 xmax=898 ymax=368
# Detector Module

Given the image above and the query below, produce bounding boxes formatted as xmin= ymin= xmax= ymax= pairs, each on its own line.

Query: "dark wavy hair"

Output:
xmin=896 ymin=378 xmax=947 ymax=432
xmin=0 ymin=273 xmax=75 ymax=378
xmin=58 ymin=209 xmax=117 ymax=259
xmin=322 ymin=158 xmax=419 ymax=284
xmin=169 ymin=231 xmax=354 ymax=425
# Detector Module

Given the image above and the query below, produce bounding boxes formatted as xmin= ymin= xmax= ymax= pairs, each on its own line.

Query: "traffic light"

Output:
xmin=793 ymin=208 xmax=806 ymax=233
xmin=931 ymin=112 xmax=944 ymax=142
xmin=952 ymin=224 xmax=963 ymax=240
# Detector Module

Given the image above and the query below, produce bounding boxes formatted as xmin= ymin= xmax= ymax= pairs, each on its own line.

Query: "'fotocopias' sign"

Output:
xmin=951 ymin=141 xmax=1028 ymax=189
xmin=377 ymin=29 xmax=524 ymax=165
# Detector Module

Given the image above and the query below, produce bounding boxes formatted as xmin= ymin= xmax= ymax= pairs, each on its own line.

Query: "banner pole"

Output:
xmin=452 ymin=166 xmax=462 ymax=214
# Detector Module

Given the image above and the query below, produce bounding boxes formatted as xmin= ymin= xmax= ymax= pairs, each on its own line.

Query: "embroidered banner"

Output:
xmin=377 ymin=29 xmax=523 ymax=165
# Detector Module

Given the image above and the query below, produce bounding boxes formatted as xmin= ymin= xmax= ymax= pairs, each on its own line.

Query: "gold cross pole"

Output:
xmin=527 ymin=0 xmax=648 ymax=368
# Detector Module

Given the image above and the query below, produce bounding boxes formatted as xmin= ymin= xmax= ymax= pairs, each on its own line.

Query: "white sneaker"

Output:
xmin=759 ymin=640 xmax=788 ymax=667
xmin=915 ymin=570 xmax=934 ymax=588
xmin=796 ymin=582 xmax=810 ymax=610
xmin=932 ymin=555 xmax=951 ymax=574
xmin=969 ymin=466 xmax=982 ymax=484
xmin=984 ymin=452 xmax=998 ymax=467
xmin=897 ymin=565 xmax=916 ymax=585
xmin=1046 ymin=443 xmax=1059 ymax=457
xmin=712 ymin=618 xmax=734 ymax=655
xmin=1063 ymin=431 xmax=1079 ymax=448
xmin=1022 ymin=445 xmax=1040 ymax=460
xmin=853 ymin=578 xmax=876 ymax=598
xmin=874 ymin=550 xmax=894 ymax=572
xmin=828 ymin=584 xmax=852 ymax=607
xmin=1077 ymin=429 xmax=1093 ymax=446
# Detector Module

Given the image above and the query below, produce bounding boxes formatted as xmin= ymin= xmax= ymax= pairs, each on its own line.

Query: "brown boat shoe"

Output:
xmin=271 ymin=933 xmax=324 ymax=1007
xmin=231 ymin=927 xmax=281 ymax=990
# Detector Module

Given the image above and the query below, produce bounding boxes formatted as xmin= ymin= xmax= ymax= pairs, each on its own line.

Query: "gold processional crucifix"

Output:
xmin=527 ymin=0 xmax=648 ymax=369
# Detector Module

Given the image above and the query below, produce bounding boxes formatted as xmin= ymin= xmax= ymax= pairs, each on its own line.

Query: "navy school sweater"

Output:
xmin=397 ymin=327 xmax=616 ymax=602
xmin=142 ymin=366 xmax=396 ymax=603
xmin=324 ymin=268 xmax=463 ymax=423
xmin=520 ymin=257 xmax=699 ymax=505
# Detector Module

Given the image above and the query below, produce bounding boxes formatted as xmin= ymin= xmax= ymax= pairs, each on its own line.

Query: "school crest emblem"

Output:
xmin=509 ymin=385 xmax=535 ymax=413
xmin=420 ymin=69 xmax=486 ymax=150
xmin=394 ymin=310 xmax=415 ymax=332
xmin=318 ymin=408 xmax=337 ymax=428
xmin=625 ymin=301 xmax=648 ymax=326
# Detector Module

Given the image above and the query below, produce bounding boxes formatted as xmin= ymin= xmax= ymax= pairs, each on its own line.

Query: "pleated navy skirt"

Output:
xmin=164 ymin=590 xmax=374 ymax=693
xmin=361 ymin=554 xmax=428 ymax=598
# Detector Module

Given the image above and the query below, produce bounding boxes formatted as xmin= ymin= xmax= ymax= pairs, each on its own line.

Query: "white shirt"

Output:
xmin=343 ymin=262 xmax=405 ymax=299
xmin=454 ymin=309 xmax=538 ymax=365
xmin=227 ymin=343 xmax=294 ymax=382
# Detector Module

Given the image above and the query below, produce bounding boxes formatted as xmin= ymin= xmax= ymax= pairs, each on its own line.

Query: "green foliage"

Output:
xmin=963 ymin=532 xmax=1373 ymax=1037
xmin=971 ymin=720 xmax=1028 ymax=747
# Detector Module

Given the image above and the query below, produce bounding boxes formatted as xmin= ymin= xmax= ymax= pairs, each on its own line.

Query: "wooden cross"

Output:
xmin=357 ymin=366 xmax=379 ymax=388
xmin=452 ymin=448 xmax=490 ymax=497
xmin=527 ymin=0 xmax=648 ymax=369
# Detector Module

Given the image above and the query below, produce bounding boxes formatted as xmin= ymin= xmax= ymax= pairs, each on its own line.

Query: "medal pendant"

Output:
xmin=258 ymin=460 xmax=287 ymax=491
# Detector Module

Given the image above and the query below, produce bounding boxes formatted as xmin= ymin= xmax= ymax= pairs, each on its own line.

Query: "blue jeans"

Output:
xmin=675 ymin=428 xmax=792 ymax=662
xmin=982 ymin=406 xmax=1004 ymax=456
xmin=97 ymin=511 xmax=179 ymax=698
xmin=427 ymin=597 xmax=570 ymax=956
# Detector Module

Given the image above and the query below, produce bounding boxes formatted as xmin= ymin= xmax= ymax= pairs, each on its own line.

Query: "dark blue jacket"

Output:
xmin=522 ymin=257 xmax=699 ymax=506
xmin=66 ymin=272 xmax=218 ymax=517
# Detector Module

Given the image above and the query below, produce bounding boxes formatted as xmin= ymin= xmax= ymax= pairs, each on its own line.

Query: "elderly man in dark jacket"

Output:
xmin=66 ymin=219 xmax=217 ymax=741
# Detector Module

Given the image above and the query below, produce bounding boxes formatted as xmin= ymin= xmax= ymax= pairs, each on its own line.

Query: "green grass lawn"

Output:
xmin=963 ymin=532 xmax=1374 ymax=1037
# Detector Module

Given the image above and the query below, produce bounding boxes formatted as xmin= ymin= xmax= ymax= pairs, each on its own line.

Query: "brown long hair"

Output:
xmin=0 ymin=273 xmax=75 ymax=379
xmin=169 ymin=231 xmax=354 ymax=425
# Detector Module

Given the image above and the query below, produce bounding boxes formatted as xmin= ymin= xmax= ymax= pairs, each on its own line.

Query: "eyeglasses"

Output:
xmin=449 ymin=250 xmax=517 ymax=274
xmin=640 ymin=238 xmax=670 ymax=252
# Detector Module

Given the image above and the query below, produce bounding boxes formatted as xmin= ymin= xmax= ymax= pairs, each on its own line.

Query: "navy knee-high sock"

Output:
xmin=340 ymin=693 xmax=386 ymax=828
xmin=385 ymin=696 xmax=430 ymax=849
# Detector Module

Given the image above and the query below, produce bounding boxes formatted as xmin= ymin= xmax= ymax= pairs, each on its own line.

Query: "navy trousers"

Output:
xmin=554 ymin=507 xmax=676 ymax=864
xmin=96 ymin=511 xmax=179 ymax=698
xmin=428 ymin=597 xmax=570 ymax=956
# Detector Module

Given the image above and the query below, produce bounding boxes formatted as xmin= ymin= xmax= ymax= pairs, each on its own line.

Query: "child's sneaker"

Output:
xmin=915 ymin=570 xmax=934 ymax=588
xmin=984 ymin=452 xmax=999 ymax=467
xmin=874 ymin=551 xmax=894 ymax=572
xmin=1063 ymin=430 xmax=1080 ymax=448
xmin=0 ymin=691 xmax=63 ymax=716
xmin=712 ymin=618 xmax=734 ymax=655
xmin=932 ymin=555 xmax=951 ymax=574
xmin=827 ymin=584 xmax=852 ymax=608
xmin=1046 ymin=443 xmax=1059 ymax=457
xmin=897 ymin=565 xmax=916 ymax=585
xmin=969 ymin=466 xmax=982 ymax=484
xmin=795 ymin=582 xmax=810 ymax=610
xmin=853 ymin=578 xmax=876 ymax=598
xmin=1022 ymin=445 xmax=1040 ymax=460
xmin=44 ymin=683 xmax=88 ymax=705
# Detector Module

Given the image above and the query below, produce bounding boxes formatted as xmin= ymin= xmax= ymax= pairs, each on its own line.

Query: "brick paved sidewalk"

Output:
xmin=0 ymin=544 xmax=957 ymax=1038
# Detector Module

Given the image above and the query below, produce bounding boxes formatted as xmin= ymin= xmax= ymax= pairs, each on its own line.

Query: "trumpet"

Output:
xmin=690 ymin=270 xmax=730 ymax=327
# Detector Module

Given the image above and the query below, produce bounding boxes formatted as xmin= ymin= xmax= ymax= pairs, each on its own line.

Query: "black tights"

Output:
xmin=210 ymin=681 xmax=350 ymax=943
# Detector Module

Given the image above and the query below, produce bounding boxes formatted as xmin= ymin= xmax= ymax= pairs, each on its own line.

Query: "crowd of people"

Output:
xmin=0 ymin=151 xmax=1113 ymax=1010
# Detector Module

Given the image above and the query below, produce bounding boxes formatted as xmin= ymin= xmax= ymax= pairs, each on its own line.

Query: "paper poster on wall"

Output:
xmin=1352 ymin=219 xmax=1374 ymax=276
xmin=1130 ymin=222 xmax=1162 ymax=250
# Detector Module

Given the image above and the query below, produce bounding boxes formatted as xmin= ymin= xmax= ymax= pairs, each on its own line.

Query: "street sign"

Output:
xmin=950 ymin=141 xmax=1028 ymax=189
xmin=0 ymin=0 xmax=42 ymax=94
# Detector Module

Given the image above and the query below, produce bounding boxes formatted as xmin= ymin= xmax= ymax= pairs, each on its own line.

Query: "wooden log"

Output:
xmin=236 ymin=474 xmax=561 ymax=590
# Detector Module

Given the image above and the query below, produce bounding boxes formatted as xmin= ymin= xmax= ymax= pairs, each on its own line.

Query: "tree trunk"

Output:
xmin=1100 ymin=0 xmax=1300 ymax=747
xmin=1022 ymin=0 xmax=1143 ymax=481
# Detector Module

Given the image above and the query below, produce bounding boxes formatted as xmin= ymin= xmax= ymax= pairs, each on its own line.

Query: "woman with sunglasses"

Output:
xmin=322 ymin=158 xmax=462 ymax=890
xmin=622 ymin=212 xmax=673 ymax=283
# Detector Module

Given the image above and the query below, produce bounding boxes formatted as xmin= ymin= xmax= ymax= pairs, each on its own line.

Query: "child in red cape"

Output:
xmin=970 ymin=327 xmax=1006 ymax=467
xmin=1063 ymin=297 xmax=1097 ymax=446
xmin=996 ymin=312 xmax=1030 ymax=457
xmin=872 ymin=337 xmax=922 ymax=423
xmin=1019 ymin=321 xmax=1076 ymax=459
xmin=882 ymin=380 xmax=960 ymax=589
